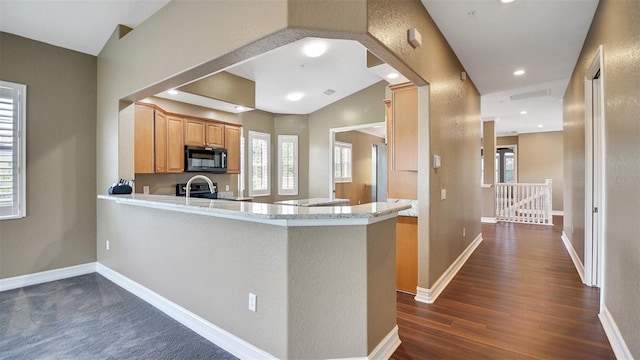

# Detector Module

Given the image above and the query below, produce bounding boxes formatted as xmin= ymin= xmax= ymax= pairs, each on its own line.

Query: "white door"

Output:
xmin=584 ymin=46 xmax=604 ymax=287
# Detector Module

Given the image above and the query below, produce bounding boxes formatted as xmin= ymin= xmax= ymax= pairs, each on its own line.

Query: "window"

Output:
xmin=496 ymin=146 xmax=517 ymax=183
xmin=237 ymin=130 xmax=245 ymax=194
xmin=0 ymin=81 xmax=27 ymax=219
xmin=278 ymin=135 xmax=298 ymax=196
xmin=334 ymin=141 xmax=352 ymax=183
xmin=248 ymin=131 xmax=270 ymax=197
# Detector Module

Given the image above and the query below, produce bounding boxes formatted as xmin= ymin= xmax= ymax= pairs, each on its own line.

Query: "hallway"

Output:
xmin=391 ymin=218 xmax=615 ymax=359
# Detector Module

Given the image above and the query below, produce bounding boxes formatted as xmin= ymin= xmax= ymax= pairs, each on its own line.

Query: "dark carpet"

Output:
xmin=0 ymin=273 xmax=237 ymax=360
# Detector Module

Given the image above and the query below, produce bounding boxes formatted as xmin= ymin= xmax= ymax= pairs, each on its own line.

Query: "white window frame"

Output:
xmin=0 ymin=80 xmax=27 ymax=220
xmin=237 ymin=129 xmax=245 ymax=195
xmin=278 ymin=135 xmax=298 ymax=196
xmin=248 ymin=131 xmax=271 ymax=197
xmin=334 ymin=141 xmax=352 ymax=183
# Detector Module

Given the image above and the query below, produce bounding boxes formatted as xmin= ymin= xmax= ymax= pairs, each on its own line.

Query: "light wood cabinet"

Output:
xmin=135 ymin=102 xmax=241 ymax=175
xmin=154 ymin=110 xmax=167 ymax=173
xmin=205 ymin=122 xmax=225 ymax=148
xmin=184 ymin=118 xmax=206 ymax=147
xmin=396 ymin=216 xmax=418 ymax=294
xmin=225 ymin=124 xmax=241 ymax=174
xmin=134 ymin=104 xmax=155 ymax=174
xmin=386 ymin=98 xmax=417 ymax=199
xmin=166 ymin=115 xmax=184 ymax=173
xmin=390 ymin=83 xmax=418 ymax=171
xmin=185 ymin=118 xmax=226 ymax=148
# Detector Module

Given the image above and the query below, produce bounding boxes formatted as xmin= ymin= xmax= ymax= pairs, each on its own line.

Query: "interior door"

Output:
xmin=590 ymin=73 xmax=602 ymax=286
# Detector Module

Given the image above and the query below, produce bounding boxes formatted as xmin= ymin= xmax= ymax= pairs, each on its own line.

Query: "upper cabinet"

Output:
xmin=134 ymin=104 xmax=155 ymax=174
xmin=225 ymin=125 xmax=241 ymax=174
xmin=206 ymin=122 xmax=225 ymax=148
xmin=166 ymin=115 xmax=184 ymax=173
xmin=134 ymin=102 xmax=242 ymax=175
xmin=154 ymin=110 xmax=168 ymax=173
xmin=184 ymin=118 xmax=225 ymax=148
xmin=390 ymin=83 xmax=418 ymax=172
xmin=184 ymin=118 xmax=206 ymax=147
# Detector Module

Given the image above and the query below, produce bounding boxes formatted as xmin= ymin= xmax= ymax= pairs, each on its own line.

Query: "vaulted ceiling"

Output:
xmin=0 ymin=0 xmax=599 ymax=135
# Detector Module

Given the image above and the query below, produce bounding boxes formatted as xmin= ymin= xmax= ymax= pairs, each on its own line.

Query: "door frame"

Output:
xmin=328 ymin=122 xmax=386 ymax=198
xmin=584 ymin=45 xmax=605 ymax=289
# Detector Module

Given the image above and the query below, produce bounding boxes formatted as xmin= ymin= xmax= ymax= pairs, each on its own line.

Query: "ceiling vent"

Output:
xmin=510 ymin=89 xmax=551 ymax=101
xmin=324 ymin=89 xmax=336 ymax=95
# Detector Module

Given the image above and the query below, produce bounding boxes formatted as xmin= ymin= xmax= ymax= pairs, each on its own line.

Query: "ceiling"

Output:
xmin=0 ymin=0 xmax=599 ymax=136
xmin=0 ymin=0 xmax=170 ymax=56
xmin=422 ymin=0 xmax=598 ymax=135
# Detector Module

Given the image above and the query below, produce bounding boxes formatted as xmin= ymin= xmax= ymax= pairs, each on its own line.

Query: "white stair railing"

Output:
xmin=495 ymin=179 xmax=553 ymax=225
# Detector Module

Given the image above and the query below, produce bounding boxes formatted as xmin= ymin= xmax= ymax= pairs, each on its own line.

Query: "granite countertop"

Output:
xmin=273 ymin=198 xmax=349 ymax=207
xmin=387 ymin=198 xmax=418 ymax=217
xmin=99 ymin=194 xmax=410 ymax=226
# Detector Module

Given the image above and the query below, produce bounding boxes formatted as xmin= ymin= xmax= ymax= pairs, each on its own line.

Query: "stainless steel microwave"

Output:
xmin=184 ymin=146 xmax=227 ymax=173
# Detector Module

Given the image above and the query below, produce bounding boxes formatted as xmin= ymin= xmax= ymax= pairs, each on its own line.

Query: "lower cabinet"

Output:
xmin=396 ymin=216 xmax=418 ymax=294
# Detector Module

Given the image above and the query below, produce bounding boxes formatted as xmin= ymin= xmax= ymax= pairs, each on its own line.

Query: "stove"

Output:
xmin=176 ymin=182 xmax=218 ymax=199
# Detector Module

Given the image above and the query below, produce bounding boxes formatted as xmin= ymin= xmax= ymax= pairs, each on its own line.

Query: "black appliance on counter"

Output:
xmin=184 ymin=146 xmax=227 ymax=173
xmin=176 ymin=182 xmax=218 ymax=199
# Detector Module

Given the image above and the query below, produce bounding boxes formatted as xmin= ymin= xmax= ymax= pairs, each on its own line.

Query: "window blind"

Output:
xmin=0 ymin=81 xmax=26 ymax=219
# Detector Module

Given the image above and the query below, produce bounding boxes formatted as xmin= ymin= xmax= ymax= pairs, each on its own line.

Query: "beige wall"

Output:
xmin=482 ymin=121 xmax=496 ymax=218
xmin=367 ymin=0 xmax=482 ymax=287
xmin=96 ymin=0 xmax=480 ymax=354
xmin=518 ymin=131 xmax=563 ymax=211
xmin=98 ymin=199 xmax=396 ymax=358
xmin=274 ymin=114 xmax=310 ymax=202
xmin=564 ymin=1 xmax=640 ymax=357
xmin=335 ymin=131 xmax=385 ymax=205
xmin=0 ymin=33 xmax=97 ymax=279
xmin=308 ymin=81 xmax=387 ymax=198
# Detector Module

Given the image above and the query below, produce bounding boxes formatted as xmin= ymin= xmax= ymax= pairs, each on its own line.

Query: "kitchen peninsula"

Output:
xmin=97 ymin=194 xmax=409 ymax=359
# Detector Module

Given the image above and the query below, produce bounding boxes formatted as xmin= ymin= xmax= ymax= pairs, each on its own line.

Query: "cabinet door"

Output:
xmin=154 ymin=110 xmax=167 ymax=173
xmin=396 ymin=216 xmax=418 ymax=294
xmin=225 ymin=125 xmax=241 ymax=174
xmin=167 ymin=115 xmax=184 ymax=173
xmin=391 ymin=83 xmax=418 ymax=171
xmin=205 ymin=122 xmax=225 ymax=148
xmin=184 ymin=118 xmax=205 ymax=146
xmin=134 ymin=104 xmax=155 ymax=174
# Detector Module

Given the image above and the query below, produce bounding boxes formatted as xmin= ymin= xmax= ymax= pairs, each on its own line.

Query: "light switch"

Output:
xmin=433 ymin=155 xmax=441 ymax=169
xmin=441 ymin=189 xmax=447 ymax=200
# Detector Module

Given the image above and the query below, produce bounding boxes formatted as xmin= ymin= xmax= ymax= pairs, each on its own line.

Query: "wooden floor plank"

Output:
xmin=392 ymin=217 xmax=615 ymax=359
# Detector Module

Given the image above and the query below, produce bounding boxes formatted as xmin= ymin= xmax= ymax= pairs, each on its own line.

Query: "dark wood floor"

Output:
xmin=392 ymin=217 xmax=615 ymax=359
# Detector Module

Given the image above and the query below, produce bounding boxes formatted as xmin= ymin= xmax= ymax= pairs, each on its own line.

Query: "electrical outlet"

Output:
xmin=248 ymin=293 xmax=257 ymax=312
xmin=106 ymin=240 xmax=110 ymax=251
xmin=463 ymin=228 xmax=466 ymax=237
xmin=440 ymin=189 xmax=447 ymax=200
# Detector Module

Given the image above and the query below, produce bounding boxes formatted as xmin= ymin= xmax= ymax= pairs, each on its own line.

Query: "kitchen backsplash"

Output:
xmin=134 ymin=173 xmax=238 ymax=195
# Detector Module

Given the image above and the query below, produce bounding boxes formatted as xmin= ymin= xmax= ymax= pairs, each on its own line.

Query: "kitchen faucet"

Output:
xmin=185 ymin=175 xmax=214 ymax=200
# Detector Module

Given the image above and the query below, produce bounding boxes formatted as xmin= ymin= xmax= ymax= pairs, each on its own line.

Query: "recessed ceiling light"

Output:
xmin=520 ymin=110 xmax=527 ymax=115
xmin=501 ymin=0 xmax=515 ymax=3
xmin=387 ymin=72 xmax=399 ymax=79
xmin=167 ymin=89 xmax=178 ymax=95
xmin=235 ymin=106 xmax=245 ymax=111
xmin=286 ymin=92 xmax=304 ymax=102
xmin=302 ymin=40 xmax=327 ymax=58
xmin=513 ymin=69 xmax=526 ymax=76
xmin=538 ymin=124 xmax=544 ymax=128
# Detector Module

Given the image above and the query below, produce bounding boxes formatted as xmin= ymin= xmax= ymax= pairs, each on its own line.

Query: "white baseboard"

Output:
xmin=368 ymin=325 xmax=401 ymax=360
xmin=0 ymin=262 xmax=96 ymax=292
xmin=96 ymin=263 xmax=276 ymax=360
xmin=329 ymin=325 xmax=400 ymax=360
xmin=561 ymin=231 xmax=585 ymax=284
xmin=481 ymin=217 xmax=497 ymax=224
xmin=415 ymin=233 xmax=483 ymax=304
xmin=599 ymin=305 xmax=633 ymax=360
xmin=551 ymin=210 xmax=564 ymax=216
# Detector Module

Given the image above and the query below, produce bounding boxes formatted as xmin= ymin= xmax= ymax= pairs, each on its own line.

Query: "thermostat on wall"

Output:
xmin=433 ymin=155 xmax=441 ymax=169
